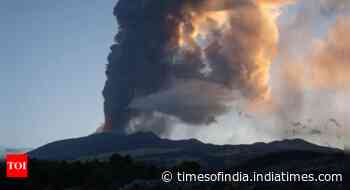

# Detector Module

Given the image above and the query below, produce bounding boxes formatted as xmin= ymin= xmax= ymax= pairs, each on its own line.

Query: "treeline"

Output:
xmin=0 ymin=152 xmax=345 ymax=190
xmin=0 ymin=154 xmax=200 ymax=190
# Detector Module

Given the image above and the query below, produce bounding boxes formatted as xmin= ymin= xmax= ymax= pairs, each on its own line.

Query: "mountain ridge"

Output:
xmin=29 ymin=132 xmax=342 ymax=168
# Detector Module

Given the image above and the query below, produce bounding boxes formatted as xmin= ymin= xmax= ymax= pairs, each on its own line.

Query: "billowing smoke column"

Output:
xmin=102 ymin=0 xmax=184 ymax=133
xmin=102 ymin=0 xmax=287 ymax=134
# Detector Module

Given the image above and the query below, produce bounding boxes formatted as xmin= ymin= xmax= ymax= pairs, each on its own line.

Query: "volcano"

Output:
xmin=29 ymin=132 xmax=343 ymax=170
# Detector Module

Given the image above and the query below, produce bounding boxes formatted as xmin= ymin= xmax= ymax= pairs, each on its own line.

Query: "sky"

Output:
xmin=0 ymin=0 xmax=345 ymax=149
xmin=0 ymin=0 xmax=117 ymax=148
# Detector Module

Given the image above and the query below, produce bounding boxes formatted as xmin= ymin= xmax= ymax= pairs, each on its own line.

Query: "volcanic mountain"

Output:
xmin=29 ymin=132 xmax=343 ymax=169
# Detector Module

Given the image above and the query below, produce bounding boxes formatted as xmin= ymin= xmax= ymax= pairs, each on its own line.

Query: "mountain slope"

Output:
xmin=29 ymin=132 xmax=342 ymax=168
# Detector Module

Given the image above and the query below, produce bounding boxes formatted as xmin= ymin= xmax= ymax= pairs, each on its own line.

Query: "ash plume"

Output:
xmin=100 ymin=0 xmax=347 ymax=149
xmin=102 ymin=0 xmax=284 ymax=135
xmin=271 ymin=0 xmax=349 ymax=148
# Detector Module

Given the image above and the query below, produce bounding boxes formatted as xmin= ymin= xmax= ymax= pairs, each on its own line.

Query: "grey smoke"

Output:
xmin=103 ymin=0 xmax=278 ymax=135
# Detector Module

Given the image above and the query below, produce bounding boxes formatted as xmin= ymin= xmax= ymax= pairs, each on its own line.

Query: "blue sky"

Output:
xmin=0 ymin=0 xmax=117 ymax=148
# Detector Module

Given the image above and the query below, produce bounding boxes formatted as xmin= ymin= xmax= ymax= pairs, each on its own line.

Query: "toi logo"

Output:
xmin=6 ymin=154 xmax=28 ymax=178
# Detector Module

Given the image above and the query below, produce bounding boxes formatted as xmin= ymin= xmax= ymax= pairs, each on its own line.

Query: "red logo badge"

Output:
xmin=6 ymin=154 xmax=28 ymax=178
